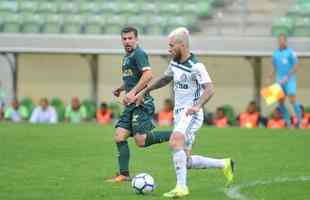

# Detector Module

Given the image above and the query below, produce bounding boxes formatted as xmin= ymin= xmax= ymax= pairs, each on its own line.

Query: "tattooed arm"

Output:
xmin=195 ymin=82 xmax=214 ymax=108
xmin=186 ymin=82 xmax=214 ymax=116
xmin=135 ymin=75 xmax=173 ymax=105
xmin=145 ymin=75 xmax=173 ymax=93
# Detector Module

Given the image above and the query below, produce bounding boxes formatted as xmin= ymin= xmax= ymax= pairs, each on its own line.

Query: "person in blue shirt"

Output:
xmin=270 ymin=33 xmax=302 ymax=127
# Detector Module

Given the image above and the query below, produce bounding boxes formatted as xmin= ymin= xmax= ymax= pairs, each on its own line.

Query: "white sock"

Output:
xmin=172 ymin=149 xmax=187 ymax=188
xmin=188 ymin=155 xmax=225 ymax=169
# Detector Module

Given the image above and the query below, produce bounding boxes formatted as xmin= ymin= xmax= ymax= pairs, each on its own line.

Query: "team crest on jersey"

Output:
xmin=281 ymin=57 xmax=288 ymax=64
xmin=123 ymin=69 xmax=133 ymax=77
xmin=176 ymin=73 xmax=189 ymax=89
xmin=180 ymin=73 xmax=189 ymax=82
xmin=123 ymin=58 xmax=130 ymax=66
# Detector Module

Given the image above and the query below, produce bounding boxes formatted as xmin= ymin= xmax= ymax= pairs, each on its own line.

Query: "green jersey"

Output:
xmin=116 ymin=47 xmax=155 ymax=134
xmin=122 ymin=47 xmax=150 ymax=92
xmin=122 ymin=47 xmax=153 ymax=105
xmin=65 ymin=105 xmax=87 ymax=123
xmin=4 ymin=106 xmax=29 ymax=121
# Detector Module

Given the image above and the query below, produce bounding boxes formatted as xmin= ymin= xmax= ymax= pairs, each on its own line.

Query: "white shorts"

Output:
xmin=173 ymin=107 xmax=204 ymax=150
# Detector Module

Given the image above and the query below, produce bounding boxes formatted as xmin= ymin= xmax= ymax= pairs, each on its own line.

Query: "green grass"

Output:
xmin=0 ymin=123 xmax=309 ymax=200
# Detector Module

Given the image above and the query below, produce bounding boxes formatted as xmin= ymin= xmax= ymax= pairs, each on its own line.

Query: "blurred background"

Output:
xmin=0 ymin=0 xmax=309 ymax=125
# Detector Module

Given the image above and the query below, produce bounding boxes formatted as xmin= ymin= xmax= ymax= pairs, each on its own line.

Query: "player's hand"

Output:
xmin=186 ymin=105 xmax=200 ymax=116
xmin=279 ymin=76 xmax=289 ymax=85
xmin=135 ymin=93 xmax=145 ymax=106
xmin=123 ymin=91 xmax=136 ymax=105
xmin=112 ymin=88 xmax=122 ymax=97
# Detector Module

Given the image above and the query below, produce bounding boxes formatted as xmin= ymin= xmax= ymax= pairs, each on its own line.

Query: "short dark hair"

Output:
xmin=249 ymin=101 xmax=256 ymax=106
xmin=217 ymin=107 xmax=224 ymax=112
xmin=40 ymin=97 xmax=49 ymax=104
xmin=121 ymin=26 xmax=138 ymax=38
xmin=100 ymin=102 xmax=108 ymax=109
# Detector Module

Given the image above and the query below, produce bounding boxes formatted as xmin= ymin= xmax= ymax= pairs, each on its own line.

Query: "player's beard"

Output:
xmin=174 ymin=48 xmax=182 ymax=62
xmin=125 ymin=45 xmax=133 ymax=53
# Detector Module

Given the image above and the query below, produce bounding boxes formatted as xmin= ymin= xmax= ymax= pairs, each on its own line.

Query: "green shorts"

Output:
xmin=115 ymin=103 xmax=155 ymax=136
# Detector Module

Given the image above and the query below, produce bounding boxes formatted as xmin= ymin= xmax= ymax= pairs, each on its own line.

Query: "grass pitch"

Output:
xmin=0 ymin=123 xmax=309 ymax=200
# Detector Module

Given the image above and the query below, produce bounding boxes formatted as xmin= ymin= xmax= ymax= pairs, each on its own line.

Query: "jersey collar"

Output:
xmin=278 ymin=47 xmax=288 ymax=51
xmin=126 ymin=45 xmax=139 ymax=56
xmin=174 ymin=53 xmax=194 ymax=64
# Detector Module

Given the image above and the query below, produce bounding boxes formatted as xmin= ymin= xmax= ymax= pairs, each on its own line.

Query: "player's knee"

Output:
xmin=114 ymin=134 xmax=125 ymax=143
xmin=169 ymin=132 xmax=184 ymax=150
xmin=114 ymin=129 xmax=127 ymax=143
xmin=134 ymin=135 xmax=146 ymax=148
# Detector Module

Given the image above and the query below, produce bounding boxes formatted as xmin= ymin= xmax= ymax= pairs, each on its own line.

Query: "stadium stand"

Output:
xmin=2 ymin=0 xmax=309 ymax=37
xmin=0 ymin=0 xmax=225 ymax=35
xmin=82 ymin=99 xmax=97 ymax=119
xmin=19 ymin=97 xmax=34 ymax=119
xmin=272 ymin=0 xmax=310 ymax=36
xmin=221 ymin=104 xmax=237 ymax=126
xmin=0 ymin=0 xmax=309 ymax=124
xmin=50 ymin=97 xmax=65 ymax=122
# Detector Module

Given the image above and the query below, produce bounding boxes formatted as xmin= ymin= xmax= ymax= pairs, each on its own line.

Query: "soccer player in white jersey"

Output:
xmin=136 ymin=27 xmax=234 ymax=198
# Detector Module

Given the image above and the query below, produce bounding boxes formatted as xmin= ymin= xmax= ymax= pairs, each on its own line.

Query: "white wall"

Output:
xmin=0 ymin=54 xmax=14 ymax=106
xmin=16 ymin=54 xmax=310 ymax=114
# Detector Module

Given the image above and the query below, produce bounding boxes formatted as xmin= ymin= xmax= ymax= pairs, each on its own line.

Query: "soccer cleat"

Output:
xmin=163 ymin=185 xmax=189 ymax=198
xmin=105 ymin=174 xmax=131 ymax=183
xmin=223 ymin=158 xmax=235 ymax=187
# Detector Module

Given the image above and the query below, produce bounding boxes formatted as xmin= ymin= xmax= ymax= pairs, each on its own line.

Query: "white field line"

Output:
xmin=224 ymin=176 xmax=310 ymax=200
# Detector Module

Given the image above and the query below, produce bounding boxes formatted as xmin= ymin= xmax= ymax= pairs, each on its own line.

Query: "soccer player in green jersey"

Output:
xmin=107 ymin=27 xmax=171 ymax=182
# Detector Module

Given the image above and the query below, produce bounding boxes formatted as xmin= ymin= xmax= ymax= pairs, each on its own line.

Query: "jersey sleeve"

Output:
xmin=80 ymin=106 xmax=87 ymax=119
xmin=29 ymin=107 xmax=39 ymax=123
xmin=290 ymin=49 xmax=298 ymax=65
xmin=4 ymin=107 xmax=12 ymax=119
xmin=164 ymin=63 xmax=174 ymax=77
xmin=135 ymin=49 xmax=151 ymax=71
xmin=65 ymin=106 xmax=71 ymax=118
xmin=193 ymin=63 xmax=212 ymax=84
xmin=50 ymin=107 xmax=58 ymax=124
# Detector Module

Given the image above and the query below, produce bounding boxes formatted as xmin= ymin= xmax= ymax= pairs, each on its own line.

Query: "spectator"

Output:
xmin=157 ymin=98 xmax=173 ymax=126
xmin=65 ymin=97 xmax=87 ymax=123
xmin=96 ymin=102 xmax=112 ymax=125
xmin=238 ymin=101 xmax=260 ymax=128
xmin=30 ymin=98 xmax=58 ymax=124
xmin=213 ymin=107 xmax=228 ymax=128
xmin=4 ymin=99 xmax=29 ymax=122
xmin=292 ymin=105 xmax=309 ymax=129
xmin=267 ymin=107 xmax=286 ymax=128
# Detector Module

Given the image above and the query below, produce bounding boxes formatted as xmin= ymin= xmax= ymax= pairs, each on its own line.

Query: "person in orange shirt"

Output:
xmin=267 ymin=108 xmax=286 ymax=128
xmin=96 ymin=102 xmax=112 ymax=125
xmin=213 ymin=107 xmax=228 ymax=128
xmin=157 ymin=98 xmax=174 ymax=126
xmin=238 ymin=101 xmax=260 ymax=128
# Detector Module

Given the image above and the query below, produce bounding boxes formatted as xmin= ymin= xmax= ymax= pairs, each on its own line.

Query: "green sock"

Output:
xmin=144 ymin=131 xmax=172 ymax=147
xmin=116 ymin=141 xmax=130 ymax=176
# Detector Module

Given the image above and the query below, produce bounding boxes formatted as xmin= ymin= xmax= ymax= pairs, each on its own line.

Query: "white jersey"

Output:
xmin=164 ymin=54 xmax=212 ymax=109
xmin=30 ymin=106 xmax=58 ymax=124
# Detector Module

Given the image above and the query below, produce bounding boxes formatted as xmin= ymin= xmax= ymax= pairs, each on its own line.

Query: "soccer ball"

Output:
xmin=131 ymin=173 xmax=155 ymax=194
